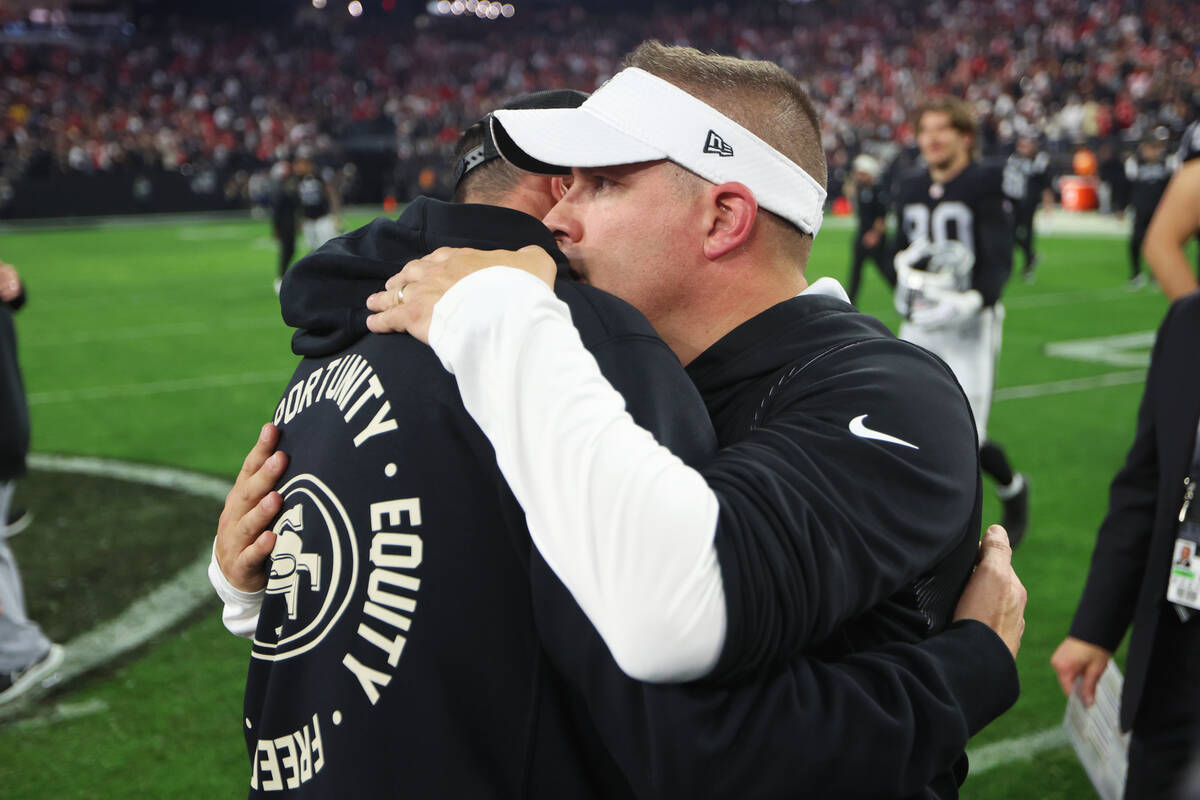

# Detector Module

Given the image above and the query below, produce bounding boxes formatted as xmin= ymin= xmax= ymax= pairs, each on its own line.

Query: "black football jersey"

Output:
xmin=854 ymin=182 xmax=888 ymax=230
xmin=1125 ymin=154 xmax=1172 ymax=219
xmin=894 ymin=161 xmax=1014 ymax=306
xmin=298 ymin=175 xmax=330 ymax=219
xmin=1002 ymin=151 xmax=1050 ymax=205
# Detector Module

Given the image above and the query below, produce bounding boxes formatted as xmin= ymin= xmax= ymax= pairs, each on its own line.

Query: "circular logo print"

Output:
xmin=252 ymin=473 xmax=359 ymax=662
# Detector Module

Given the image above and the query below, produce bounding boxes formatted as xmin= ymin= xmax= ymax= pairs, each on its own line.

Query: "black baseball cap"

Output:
xmin=453 ymin=89 xmax=589 ymax=187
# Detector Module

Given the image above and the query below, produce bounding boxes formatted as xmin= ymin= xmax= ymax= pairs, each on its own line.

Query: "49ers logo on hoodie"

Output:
xmin=252 ymin=474 xmax=359 ymax=662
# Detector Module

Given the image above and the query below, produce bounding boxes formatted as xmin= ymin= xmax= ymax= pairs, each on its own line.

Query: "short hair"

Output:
xmin=915 ymin=96 xmax=978 ymax=144
xmin=623 ymin=40 xmax=826 ymax=251
xmin=451 ymin=118 xmax=525 ymax=205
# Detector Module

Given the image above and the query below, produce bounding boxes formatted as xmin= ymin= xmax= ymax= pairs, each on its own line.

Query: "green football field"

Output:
xmin=0 ymin=208 xmax=1189 ymax=797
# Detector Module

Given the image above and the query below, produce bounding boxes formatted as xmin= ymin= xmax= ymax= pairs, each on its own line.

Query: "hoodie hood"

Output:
xmin=281 ymin=196 xmax=569 ymax=357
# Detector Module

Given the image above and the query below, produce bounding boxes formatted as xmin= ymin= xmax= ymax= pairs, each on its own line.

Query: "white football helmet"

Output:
xmin=894 ymin=239 xmax=975 ymax=319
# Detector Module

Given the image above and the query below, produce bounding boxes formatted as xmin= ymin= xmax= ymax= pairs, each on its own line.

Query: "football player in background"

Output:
xmin=295 ymin=157 xmax=342 ymax=253
xmin=1125 ymin=130 xmax=1173 ymax=290
xmin=893 ymin=96 xmax=1030 ymax=546
xmin=844 ymin=153 xmax=895 ymax=304
xmin=1002 ymin=134 xmax=1053 ymax=283
xmin=269 ymin=160 xmax=300 ymax=294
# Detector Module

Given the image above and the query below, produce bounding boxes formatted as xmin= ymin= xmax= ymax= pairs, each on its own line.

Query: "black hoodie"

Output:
xmin=246 ymin=197 xmax=714 ymax=798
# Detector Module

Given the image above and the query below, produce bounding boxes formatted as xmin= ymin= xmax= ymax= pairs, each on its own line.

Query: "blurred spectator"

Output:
xmin=1002 ymin=135 xmax=1053 ymax=282
xmin=1125 ymin=132 xmax=1174 ymax=289
xmin=1097 ymin=140 xmax=1130 ymax=215
xmin=269 ymin=160 xmax=300 ymax=294
xmin=295 ymin=158 xmax=341 ymax=251
xmin=844 ymin=153 xmax=894 ymax=304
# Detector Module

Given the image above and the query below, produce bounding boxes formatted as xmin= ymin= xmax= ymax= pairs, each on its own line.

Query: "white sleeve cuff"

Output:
xmin=430 ymin=267 xmax=725 ymax=682
xmin=208 ymin=537 xmax=264 ymax=639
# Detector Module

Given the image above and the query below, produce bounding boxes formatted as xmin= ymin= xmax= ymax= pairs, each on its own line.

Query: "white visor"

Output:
xmin=490 ymin=67 xmax=827 ymax=236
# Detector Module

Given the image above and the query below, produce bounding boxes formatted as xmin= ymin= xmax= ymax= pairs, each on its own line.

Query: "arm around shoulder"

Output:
xmin=430 ymin=267 xmax=727 ymax=682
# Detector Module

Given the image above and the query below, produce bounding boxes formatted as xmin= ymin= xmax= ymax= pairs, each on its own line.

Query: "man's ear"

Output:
xmin=703 ymin=182 xmax=757 ymax=260
xmin=550 ymin=175 xmax=570 ymax=200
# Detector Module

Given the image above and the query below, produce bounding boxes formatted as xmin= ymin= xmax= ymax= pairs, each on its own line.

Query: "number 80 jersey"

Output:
xmin=894 ymin=161 xmax=1015 ymax=308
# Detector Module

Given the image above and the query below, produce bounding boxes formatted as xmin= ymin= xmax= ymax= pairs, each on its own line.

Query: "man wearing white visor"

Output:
xmin=368 ymin=42 xmax=1024 ymax=796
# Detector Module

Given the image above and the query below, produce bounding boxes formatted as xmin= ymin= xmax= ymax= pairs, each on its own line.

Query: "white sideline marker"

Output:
xmin=966 ymin=725 xmax=1070 ymax=774
xmin=994 ymin=370 xmax=1147 ymax=402
xmin=8 ymin=699 xmax=110 ymax=731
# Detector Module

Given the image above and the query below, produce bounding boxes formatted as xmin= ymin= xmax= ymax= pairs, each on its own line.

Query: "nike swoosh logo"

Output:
xmin=848 ymin=414 xmax=919 ymax=450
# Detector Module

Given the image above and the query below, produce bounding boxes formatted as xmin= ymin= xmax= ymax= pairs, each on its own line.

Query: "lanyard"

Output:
xmin=1180 ymin=416 xmax=1200 ymax=524
xmin=1167 ymin=416 xmax=1200 ymax=619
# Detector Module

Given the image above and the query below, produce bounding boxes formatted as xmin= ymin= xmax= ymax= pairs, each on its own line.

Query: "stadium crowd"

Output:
xmin=0 ymin=0 xmax=1197 ymax=213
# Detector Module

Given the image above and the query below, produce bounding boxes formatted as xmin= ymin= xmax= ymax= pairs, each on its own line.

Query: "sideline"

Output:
xmin=0 ymin=454 xmax=229 ymax=725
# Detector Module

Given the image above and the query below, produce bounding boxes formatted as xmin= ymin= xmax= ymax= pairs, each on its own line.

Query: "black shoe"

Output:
xmin=1023 ymin=257 xmax=1039 ymax=284
xmin=4 ymin=507 xmax=31 ymax=537
xmin=999 ymin=475 xmax=1029 ymax=548
xmin=0 ymin=644 xmax=64 ymax=706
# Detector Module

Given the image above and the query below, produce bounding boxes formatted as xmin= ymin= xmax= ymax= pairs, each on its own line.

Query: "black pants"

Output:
xmin=276 ymin=223 xmax=297 ymax=279
xmin=1013 ymin=203 xmax=1037 ymax=271
xmin=1126 ymin=608 xmax=1200 ymax=799
xmin=845 ymin=235 xmax=893 ymax=305
xmin=1131 ymin=213 xmax=1152 ymax=279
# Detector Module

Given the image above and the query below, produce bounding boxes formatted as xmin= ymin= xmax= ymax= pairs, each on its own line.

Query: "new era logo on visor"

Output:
xmin=703 ymin=130 xmax=734 ymax=157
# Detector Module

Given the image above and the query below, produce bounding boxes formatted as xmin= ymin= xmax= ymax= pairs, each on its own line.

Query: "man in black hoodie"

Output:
xmin=213 ymin=88 xmax=1024 ymax=798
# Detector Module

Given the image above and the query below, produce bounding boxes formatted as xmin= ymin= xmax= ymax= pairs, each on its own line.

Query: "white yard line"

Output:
xmin=966 ymin=725 xmax=1071 ymax=774
xmin=26 ymin=452 xmax=234 ymax=498
xmin=1044 ymin=332 xmax=1155 ymax=368
xmin=7 ymin=699 xmax=111 ymax=731
xmin=1004 ymin=286 xmax=1143 ymax=309
xmin=27 ymin=369 xmax=293 ymax=405
xmin=26 ymin=317 xmax=282 ymax=347
xmin=994 ymin=370 xmax=1146 ymax=402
